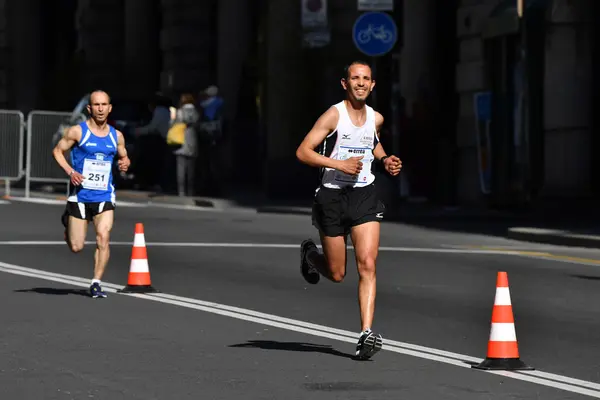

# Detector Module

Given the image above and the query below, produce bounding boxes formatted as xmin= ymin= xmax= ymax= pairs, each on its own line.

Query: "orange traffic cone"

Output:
xmin=118 ymin=223 xmax=159 ymax=294
xmin=472 ymin=271 xmax=533 ymax=371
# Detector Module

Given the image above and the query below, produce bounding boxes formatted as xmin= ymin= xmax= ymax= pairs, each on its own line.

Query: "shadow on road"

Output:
xmin=14 ymin=287 xmax=90 ymax=297
xmin=229 ymin=340 xmax=357 ymax=360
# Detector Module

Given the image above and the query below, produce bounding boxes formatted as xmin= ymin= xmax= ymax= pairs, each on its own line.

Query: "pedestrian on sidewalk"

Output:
xmin=171 ymin=93 xmax=200 ymax=197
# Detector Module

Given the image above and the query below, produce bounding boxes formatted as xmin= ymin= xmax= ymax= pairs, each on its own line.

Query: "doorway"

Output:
xmin=482 ymin=5 xmax=545 ymax=208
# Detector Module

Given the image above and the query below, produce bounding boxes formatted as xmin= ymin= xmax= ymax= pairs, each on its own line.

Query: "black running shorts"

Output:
xmin=311 ymin=183 xmax=385 ymax=237
xmin=65 ymin=201 xmax=116 ymax=222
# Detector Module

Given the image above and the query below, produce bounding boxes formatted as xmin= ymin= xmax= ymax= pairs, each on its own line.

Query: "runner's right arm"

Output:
xmin=296 ymin=107 xmax=363 ymax=175
xmin=52 ymin=125 xmax=84 ymax=185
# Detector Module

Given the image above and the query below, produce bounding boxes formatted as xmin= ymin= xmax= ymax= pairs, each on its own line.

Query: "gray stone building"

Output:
xmin=0 ymin=0 xmax=598 ymax=208
xmin=454 ymin=0 xmax=599 ymax=208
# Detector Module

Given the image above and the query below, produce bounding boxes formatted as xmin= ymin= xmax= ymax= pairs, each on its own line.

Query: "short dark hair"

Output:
xmin=342 ymin=60 xmax=372 ymax=80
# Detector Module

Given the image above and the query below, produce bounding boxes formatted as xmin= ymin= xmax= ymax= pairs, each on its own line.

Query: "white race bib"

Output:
xmin=82 ymin=159 xmax=111 ymax=191
xmin=334 ymin=146 xmax=373 ymax=184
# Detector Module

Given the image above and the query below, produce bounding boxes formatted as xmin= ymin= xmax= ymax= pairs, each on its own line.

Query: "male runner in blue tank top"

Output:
xmin=52 ymin=90 xmax=131 ymax=298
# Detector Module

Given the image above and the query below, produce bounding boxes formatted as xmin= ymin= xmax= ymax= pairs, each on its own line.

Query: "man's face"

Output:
xmin=87 ymin=92 xmax=112 ymax=123
xmin=341 ymin=64 xmax=375 ymax=102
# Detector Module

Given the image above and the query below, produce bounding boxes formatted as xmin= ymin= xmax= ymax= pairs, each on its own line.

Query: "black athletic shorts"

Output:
xmin=311 ymin=183 xmax=385 ymax=237
xmin=63 ymin=201 xmax=116 ymax=224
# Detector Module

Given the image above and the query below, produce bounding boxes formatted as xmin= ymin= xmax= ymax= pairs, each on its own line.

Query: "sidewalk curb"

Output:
xmin=256 ymin=206 xmax=312 ymax=216
xmin=148 ymin=196 xmax=216 ymax=208
xmin=255 ymin=205 xmax=523 ymax=222
xmin=507 ymin=227 xmax=600 ymax=249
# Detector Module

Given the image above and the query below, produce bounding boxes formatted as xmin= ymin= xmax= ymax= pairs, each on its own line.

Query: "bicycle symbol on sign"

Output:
xmin=357 ymin=24 xmax=394 ymax=45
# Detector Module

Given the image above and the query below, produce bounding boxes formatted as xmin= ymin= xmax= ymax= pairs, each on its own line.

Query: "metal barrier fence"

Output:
xmin=25 ymin=111 xmax=73 ymax=198
xmin=0 ymin=110 xmax=25 ymax=197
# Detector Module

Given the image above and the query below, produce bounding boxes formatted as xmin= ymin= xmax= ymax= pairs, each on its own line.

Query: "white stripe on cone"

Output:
xmin=494 ymin=287 xmax=512 ymax=306
xmin=133 ymin=233 xmax=146 ymax=247
xmin=489 ymin=322 xmax=518 ymax=342
xmin=130 ymin=259 xmax=149 ymax=273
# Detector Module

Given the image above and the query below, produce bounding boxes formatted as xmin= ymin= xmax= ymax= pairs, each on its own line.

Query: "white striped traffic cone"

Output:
xmin=472 ymin=271 xmax=533 ymax=371
xmin=118 ymin=223 xmax=159 ymax=294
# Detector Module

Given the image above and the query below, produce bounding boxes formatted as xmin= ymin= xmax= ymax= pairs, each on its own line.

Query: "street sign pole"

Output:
xmin=352 ymin=11 xmax=399 ymax=193
xmin=371 ymin=57 xmax=377 ymax=108
xmin=352 ymin=11 xmax=397 ymax=120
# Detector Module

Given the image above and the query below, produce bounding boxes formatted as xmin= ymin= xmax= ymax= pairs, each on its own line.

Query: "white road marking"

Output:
xmin=8 ymin=198 xmax=65 ymax=205
xmin=119 ymin=202 xmax=149 ymax=208
xmin=0 ymin=260 xmax=599 ymax=398
xmin=0 ymin=241 xmax=533 ymax=254
xmin=145 ymin=202 xmax=225 ymax=212
xmin=6 ymin=197 xmax=148 ymax=208
xmin=0 ymin=200 xmax=9 ymax=204
xmin=2 ymin=241 xmax=600 ymax=271
xmin=2 ymin=241 xmax=600 ymax=268
xmin=2 ymin=197 xmax=219 ymax=211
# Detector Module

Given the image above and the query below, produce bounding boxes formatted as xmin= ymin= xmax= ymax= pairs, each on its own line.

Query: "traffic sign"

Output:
xmin=352 ymin=12 xmax=397 ymax=57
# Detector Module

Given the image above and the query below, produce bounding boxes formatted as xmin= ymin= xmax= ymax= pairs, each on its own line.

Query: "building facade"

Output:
xmin=454 ymin=0 xmax=598 ymax=207
xmin=1 ymin=0 xmax=598 ymax=207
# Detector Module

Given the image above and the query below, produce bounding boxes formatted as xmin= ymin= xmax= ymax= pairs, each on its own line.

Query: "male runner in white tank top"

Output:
xmin=296 ymin=60 xmax=402 ymax=360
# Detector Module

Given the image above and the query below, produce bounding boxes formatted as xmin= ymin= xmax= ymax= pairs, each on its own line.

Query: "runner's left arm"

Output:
xmin=116 ymin=130 xmax=131 ymax=172
xmin=372 ymin=112 xmax=402 ymax=176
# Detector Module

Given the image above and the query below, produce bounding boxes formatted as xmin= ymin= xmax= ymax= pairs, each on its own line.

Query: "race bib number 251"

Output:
xmin=82 ymin=159 xmax=111 ymax=190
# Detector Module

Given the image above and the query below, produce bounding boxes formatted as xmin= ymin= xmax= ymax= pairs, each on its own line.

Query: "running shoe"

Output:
xmin=90 ymin=282 xmax=107 ymax=299
xmin=300 ymin=239 xmax=320 ymax=284
xmin=355 ymin=329 xmax=383 ymax=360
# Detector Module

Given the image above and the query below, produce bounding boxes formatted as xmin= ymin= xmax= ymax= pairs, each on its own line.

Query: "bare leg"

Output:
xmin=350 ymin=221 xmax=380 ymax=332
xmin=307 ymin=233 xmax=348 ymax=282
xmin=92 ymin=210 xmax=114 ymax=280
xmin=67 ymin=216 xmax=88 ymax=253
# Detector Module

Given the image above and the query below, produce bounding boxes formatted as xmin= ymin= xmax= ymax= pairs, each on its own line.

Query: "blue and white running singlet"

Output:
xmin=67 ymin=121 xmax=118 ymax=204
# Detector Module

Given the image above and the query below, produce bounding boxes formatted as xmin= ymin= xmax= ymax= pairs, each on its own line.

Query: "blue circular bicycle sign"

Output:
xmin=352 ymin=12 xmax=398 ymax=57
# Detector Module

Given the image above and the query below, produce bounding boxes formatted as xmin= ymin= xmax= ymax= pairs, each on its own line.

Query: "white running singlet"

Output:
xmin=319 ymin=101 xmax=378 ymax=189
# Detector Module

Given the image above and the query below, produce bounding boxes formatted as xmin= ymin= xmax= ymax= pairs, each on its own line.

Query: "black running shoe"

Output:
xmin=300 ymin=239 xmax=320 ymax=284
xmin=355 ymin=329 xmax=383 ymax=360
xmin=90 ymin=282 xmax=107 ymax=299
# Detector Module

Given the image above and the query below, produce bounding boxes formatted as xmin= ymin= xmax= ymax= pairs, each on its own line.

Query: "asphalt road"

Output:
xmin=1 ymin=199 xmax=600 ymax=399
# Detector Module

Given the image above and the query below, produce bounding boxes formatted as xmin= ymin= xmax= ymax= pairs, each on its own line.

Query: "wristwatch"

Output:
xmin=380 ymin=156 xmax=389 ymax=164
